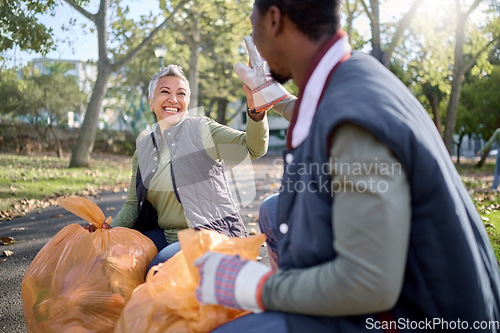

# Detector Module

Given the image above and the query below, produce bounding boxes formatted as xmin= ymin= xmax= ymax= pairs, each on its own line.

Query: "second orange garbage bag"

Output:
xmin=21 ymin=196 xmax=158 ymax=333
xmin=115 ymin=228 xmax=266 ymax=333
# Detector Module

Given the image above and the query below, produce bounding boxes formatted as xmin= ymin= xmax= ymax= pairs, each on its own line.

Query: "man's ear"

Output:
xmin=268 ymin=6 xmax=283 ymax=37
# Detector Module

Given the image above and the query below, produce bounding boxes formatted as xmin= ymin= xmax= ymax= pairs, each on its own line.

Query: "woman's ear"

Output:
xmin=148 ymin=98 xmax=154 ymax=112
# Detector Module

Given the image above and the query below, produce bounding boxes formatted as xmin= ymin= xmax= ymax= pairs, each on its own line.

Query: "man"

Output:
xmin=194 ymin=1 xmax=500 ymax=332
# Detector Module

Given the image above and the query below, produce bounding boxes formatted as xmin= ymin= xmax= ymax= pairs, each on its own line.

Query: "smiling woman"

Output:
xmin=148 ymin=65 xmax=190 ymax=127
xmin=99 ymin=63 xmax=274 ymax=273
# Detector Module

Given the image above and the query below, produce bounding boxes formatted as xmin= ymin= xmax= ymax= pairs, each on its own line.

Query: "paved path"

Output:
xmin=0 ymin=153 xmax=282 ymax=332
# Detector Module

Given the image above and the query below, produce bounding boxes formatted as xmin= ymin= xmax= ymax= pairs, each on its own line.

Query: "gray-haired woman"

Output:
xmin=88 ymin=64 xmax=271 ymax=271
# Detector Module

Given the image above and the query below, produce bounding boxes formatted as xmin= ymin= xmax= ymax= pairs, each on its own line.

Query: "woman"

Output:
xmin=91 ymin=64 xmax=270 ymax=271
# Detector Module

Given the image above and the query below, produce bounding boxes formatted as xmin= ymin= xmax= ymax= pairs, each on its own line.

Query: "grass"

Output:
xmin=0 ymin=153 xmax=132 ymax=219
xmin=457 ymin=159 xmax=500 ymax=263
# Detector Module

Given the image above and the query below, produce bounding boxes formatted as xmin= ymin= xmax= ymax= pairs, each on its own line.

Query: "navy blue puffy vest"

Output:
xmin=277 ymin=52 xmax=500 ymax=332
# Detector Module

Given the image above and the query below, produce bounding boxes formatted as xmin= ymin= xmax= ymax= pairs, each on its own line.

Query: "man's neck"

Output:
xmin=290 ymin=33 xmax=333 ymax=88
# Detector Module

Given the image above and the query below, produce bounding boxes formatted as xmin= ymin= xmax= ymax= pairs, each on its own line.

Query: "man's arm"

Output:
xmin=479 ymin=128 xmax=500 ymax=155
xmin=271 ymin=95 xmax=296 ymax=121
xmin=261 ymin=123 xmax=411 ymax=315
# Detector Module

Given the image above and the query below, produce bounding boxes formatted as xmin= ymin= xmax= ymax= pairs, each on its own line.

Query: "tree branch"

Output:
xmin=171 ymin=21 xmax=193 ymax=45
xmin=462 ymin=34 xmax=500 ymax=76
xmin=466 ymin=0 xmax=483 ymax=16
xmin=62 ymin=0 xmax=96 ymax=22
xmin=112 ymin=0 xmax=190 ymax=71
xmin=386 ymin=0 xmax=424 ymax=62
xmin=359 ymin=0 xmax=374 ymax=22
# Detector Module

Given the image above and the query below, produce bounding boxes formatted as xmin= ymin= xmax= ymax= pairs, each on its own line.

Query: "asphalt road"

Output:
xmin=0 ymin=154 xmax=282 ymax=333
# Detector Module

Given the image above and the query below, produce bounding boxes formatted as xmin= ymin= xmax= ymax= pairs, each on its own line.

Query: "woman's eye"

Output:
xmin=178 ymin=92 xmax=186 ymax=96
xmin=161 ymin=90 xmax=169 ymax=94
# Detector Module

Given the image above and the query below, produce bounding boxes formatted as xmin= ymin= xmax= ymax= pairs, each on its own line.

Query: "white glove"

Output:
xmin=195 ymin=252 xmax=272 ymax=313
xmin=234 ymin=36 xmax=290 ymax=113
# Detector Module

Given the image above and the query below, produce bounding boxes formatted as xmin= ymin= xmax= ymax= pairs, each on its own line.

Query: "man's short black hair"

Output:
xmin=254 ymin=0 xmax=340 ymax=41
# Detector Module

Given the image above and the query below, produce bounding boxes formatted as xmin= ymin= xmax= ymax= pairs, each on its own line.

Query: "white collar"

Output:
xmin=291 ymin=36 xmax=352 ymax=148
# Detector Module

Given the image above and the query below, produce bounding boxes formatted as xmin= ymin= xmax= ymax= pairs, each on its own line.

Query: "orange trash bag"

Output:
xmin=115 ymin=228 xmax=266 ymax=333
xmin=21 ymin=196 xmax=158 ymax=333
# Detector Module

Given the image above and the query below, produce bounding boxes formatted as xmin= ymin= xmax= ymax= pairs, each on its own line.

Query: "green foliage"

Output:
xmin=0 ymin=68 xmax=25 ymax=116
xmin=0 ymin=0 xmax=57 ymax=55
xmin=0 ymin=63 xmax=88 ymax=126
xmin=112 ymin=0 xmax=255 ymax=124
xmin=460 ymin=65 xmax=500 ymax=139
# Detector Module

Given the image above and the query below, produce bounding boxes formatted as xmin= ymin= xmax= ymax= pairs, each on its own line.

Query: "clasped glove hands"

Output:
xmin=234 ymin=36 xmax=289 ymax=113
xmin=195 ymin=251 xmax=272 ymax=313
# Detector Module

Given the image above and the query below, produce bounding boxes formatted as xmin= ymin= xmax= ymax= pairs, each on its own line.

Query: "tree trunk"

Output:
xmin=188 ymin=10 xmax=201 ymax=111
xmin=216 ymin=98 xmax=228 ymax=125
xmin=456 ymin=133 xmax=464 ymax=164
xmin=443 ymin=9 xmax=467 ymax=155
xmin=47 ymin=124 xmax=63 ymax=158
xmin=430 ymin=97 xmax=442 ymax=135
xmin=443 ymin=0 xmax=483 ymax=155
xmin=69 ymin=64 xmax=112 ymax=167
xmin=368 ymin=0 xmax=386 ymax=64
xmin=344 ymin=0 xmax=358 ymax=45
xmin=423 ymin=84 xmax=442 ymax=135
xmin=477 ymin=148 xmax=490 ymax=168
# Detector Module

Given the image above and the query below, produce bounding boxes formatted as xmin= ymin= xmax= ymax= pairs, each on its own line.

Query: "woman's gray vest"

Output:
xmin=133 ymin=117 xmax=247 ymax=238
xmin=277 ymin=52 xmax=500 ymax=332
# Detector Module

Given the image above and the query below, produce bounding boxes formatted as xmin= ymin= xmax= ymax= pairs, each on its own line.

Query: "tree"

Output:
xmin=114 ymin=0 xmax=254 ymax=126
xmin=0 ymin=68 xmax=25 ymax=116
xmin=62 ymin=0 xmax=190 ymax=167
xmin=460 ymin=64 xmax=500 ymax=166
xmin=359 ymin=0 xmax=424 ymax=66
xmin=342 ymin=0 xmax=369 ymax=51
xmin=395 ymin=4 xmax=456 ymax=133
xmin=442 ymin=0 xmax=500 ymax=154
xmin=167 ymin=0 xmax=253 ymax=116
xmin=0 ymin=63 xmax=87 ymax=156
xmin=0 ymin=0 xmax=56 ymax=55
xmin=30 ymin=62 xmax=88 ymax=157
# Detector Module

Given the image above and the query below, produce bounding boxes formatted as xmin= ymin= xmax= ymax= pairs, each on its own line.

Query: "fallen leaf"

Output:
xmin=2 ymin=250 xmax=13 ymax=257
xmin=11 ymin=227 xmax=25 ymax=231
xmin=1 ymin=237 xmax=15 ymax=245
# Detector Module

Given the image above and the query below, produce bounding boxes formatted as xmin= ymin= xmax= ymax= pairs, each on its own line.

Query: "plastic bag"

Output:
xmin=115 ymin=228 xmax=266 ymax=333
xmin=21 ymin=196 xmax=158 ymax=333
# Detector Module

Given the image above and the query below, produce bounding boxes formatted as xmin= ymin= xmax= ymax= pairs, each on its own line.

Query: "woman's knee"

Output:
xmin=258 ymin=193 xmax=279 ymax=236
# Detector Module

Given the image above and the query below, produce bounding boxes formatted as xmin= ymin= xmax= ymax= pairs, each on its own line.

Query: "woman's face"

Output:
xmin=149 ymin=75 xmax=190 ymax=125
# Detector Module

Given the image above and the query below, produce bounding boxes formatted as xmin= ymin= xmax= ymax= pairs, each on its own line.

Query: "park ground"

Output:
xmin=1 ymin=152 xmax=500 ymax=332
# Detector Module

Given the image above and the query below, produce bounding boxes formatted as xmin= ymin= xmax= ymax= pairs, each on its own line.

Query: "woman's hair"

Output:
xmin=148 ymin=64 xmax=191 ymax=100
xmin=254 ymin=0 xmax=340 ymax=41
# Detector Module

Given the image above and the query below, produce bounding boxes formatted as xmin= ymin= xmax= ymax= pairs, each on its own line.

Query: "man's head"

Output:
xmin=251 ymin=0 xmax=340 ymax=84
xmin=253 ymin=0 xmax=340 ymax=41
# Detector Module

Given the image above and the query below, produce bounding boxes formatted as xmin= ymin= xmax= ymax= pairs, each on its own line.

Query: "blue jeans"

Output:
xmin=493 ymin=153 xmax=500 ymax=189
xmin=212 ymin=312 xmax=288 ymax=332
xmin=258 ymin=194 xmax=281 ymax=271
xmin=142 ymin=228 xmax=181 ymax=272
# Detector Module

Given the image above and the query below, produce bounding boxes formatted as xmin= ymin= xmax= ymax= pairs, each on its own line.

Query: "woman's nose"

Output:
xmin=167 ymin=95 xmax=177 ymax=103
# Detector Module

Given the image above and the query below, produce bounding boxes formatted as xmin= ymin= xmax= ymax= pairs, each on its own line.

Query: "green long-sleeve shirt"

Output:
xmin=110 ymin=114 xmax=268 ymax=244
